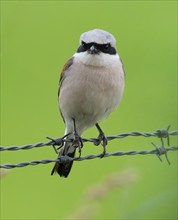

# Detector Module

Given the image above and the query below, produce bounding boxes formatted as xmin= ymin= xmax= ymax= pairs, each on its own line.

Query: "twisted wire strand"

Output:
xmin=0 ymin=146 xmax=177 ymax=169
xmin=0 ymin=128 xmax=177 ymax=169
xmin=0 ymin=130 xmax=177 ymax=151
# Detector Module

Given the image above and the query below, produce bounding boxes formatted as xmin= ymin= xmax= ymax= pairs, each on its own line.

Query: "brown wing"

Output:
xmin=58 ymin=57 xmax=74 ymax=122
xmin=58 ymin=57 xmax=74 ymax=97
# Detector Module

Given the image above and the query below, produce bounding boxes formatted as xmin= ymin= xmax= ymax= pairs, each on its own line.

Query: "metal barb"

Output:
xmin=0 ymin=146 xmax=178 ymax=169
xmin=153 ymin=125 xmax=172 ymax=165
xmin=151 ymin=142 xmax=171 ymax=165
xmin=151 ymin=142 xmax=163 ymax=162
xmin=0 ymin=128 xmax=177 ymax=169
xmin=1 ymin=128 xmax=177 ymax=152
xmin=166 ymin=125 xmax=171 ymax=146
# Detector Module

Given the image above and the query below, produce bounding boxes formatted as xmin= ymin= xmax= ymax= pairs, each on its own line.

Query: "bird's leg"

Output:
xmin=94 ymin=123 xmax=108 ymax=157
xmin=72 ymin=118 xmax=83 ymax=157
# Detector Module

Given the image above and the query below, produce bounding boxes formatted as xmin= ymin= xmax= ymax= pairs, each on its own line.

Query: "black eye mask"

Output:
xmin=77 ymin=41 xmax=117 ymax=55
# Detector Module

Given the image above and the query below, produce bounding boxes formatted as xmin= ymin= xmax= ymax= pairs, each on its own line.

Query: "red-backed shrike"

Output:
xmin=51 ymin=29 xmax=125 ymax=177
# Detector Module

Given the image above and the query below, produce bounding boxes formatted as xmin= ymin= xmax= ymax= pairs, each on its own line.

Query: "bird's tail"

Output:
xmin=51 ymin=134 xmax=76 ymax=178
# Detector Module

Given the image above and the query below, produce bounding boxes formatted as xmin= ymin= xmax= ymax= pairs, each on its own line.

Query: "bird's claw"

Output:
xmin=94 ymin=131 xmax=108 ymax=158
xmin=47 ymin=133 xmax=71 ymax=154
xmin=72 ymin=132 xmax=83 ymax=158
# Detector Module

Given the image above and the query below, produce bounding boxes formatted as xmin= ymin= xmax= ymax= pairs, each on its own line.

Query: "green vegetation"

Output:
xmin=1 ymin=1 xmax=177 ymax=219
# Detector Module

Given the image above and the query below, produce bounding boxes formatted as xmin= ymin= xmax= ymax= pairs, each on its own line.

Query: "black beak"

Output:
xmin=88 ymin=45 xmax=99 ymax=54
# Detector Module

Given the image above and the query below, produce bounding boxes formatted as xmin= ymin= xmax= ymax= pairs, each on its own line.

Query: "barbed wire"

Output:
xmin=0 ymin=146 xmax=178 ymax=169
xmin=0 ymin=127 xmax=178 ymax=169
xmin=1 ymin=129 xmax=177 ymax=151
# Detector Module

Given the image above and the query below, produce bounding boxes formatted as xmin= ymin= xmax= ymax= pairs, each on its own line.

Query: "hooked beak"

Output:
xmin=88 ymin=45 xmax=99 ymax=54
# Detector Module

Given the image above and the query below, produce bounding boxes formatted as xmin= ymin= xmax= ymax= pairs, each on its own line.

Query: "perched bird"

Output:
xmin=51 ymin=29 xmax=125 ymax=177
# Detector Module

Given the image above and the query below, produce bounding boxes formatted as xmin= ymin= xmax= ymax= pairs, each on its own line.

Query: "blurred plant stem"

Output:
xmin=0 ymin=168 xmax=10 ymax=178
xmin=65 ymin=169 xmax=138 ymax=219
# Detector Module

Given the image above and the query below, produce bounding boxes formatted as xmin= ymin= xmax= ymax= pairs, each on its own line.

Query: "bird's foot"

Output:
xmin=47 ymin=133 xmax=71 ymax=154
xmin=95 ymin=132 xmax=108 ymax=158
xmin=71 ymin=117 xmax=84 ymax=157
xmin=94 ymin=123 xmax=108 ymax=158
xmin=72 ymin=132 xmax=83 ymax=158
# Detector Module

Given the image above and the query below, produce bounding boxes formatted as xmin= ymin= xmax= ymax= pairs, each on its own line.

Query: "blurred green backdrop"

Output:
xmin=0 ymin=1 xmax=177 ymax=220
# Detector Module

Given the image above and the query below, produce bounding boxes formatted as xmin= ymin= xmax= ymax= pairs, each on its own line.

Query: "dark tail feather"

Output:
xmin=51 ymin=148 xmax=76 ymax=178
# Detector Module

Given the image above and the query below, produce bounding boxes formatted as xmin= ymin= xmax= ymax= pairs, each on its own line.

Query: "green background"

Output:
xmin=0 ymin=1 xmax=177 ymax=219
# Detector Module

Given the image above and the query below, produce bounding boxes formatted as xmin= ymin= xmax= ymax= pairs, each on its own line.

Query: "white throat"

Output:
xmin=74 ymin=52 xmax=120 ymax=67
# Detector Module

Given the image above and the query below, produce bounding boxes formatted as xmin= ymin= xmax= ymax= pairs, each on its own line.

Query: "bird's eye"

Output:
xmin=77 ymin=41 xmax=88 ymax=53
xmin=82 ymin=41 xmax=87 ymax=47
xmin=103 ymin=44 xmax=110 ymax=51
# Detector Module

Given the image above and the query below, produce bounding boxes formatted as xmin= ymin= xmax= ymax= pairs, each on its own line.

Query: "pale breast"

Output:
xmin=59 ymin=57 xmax=124 ymax=131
